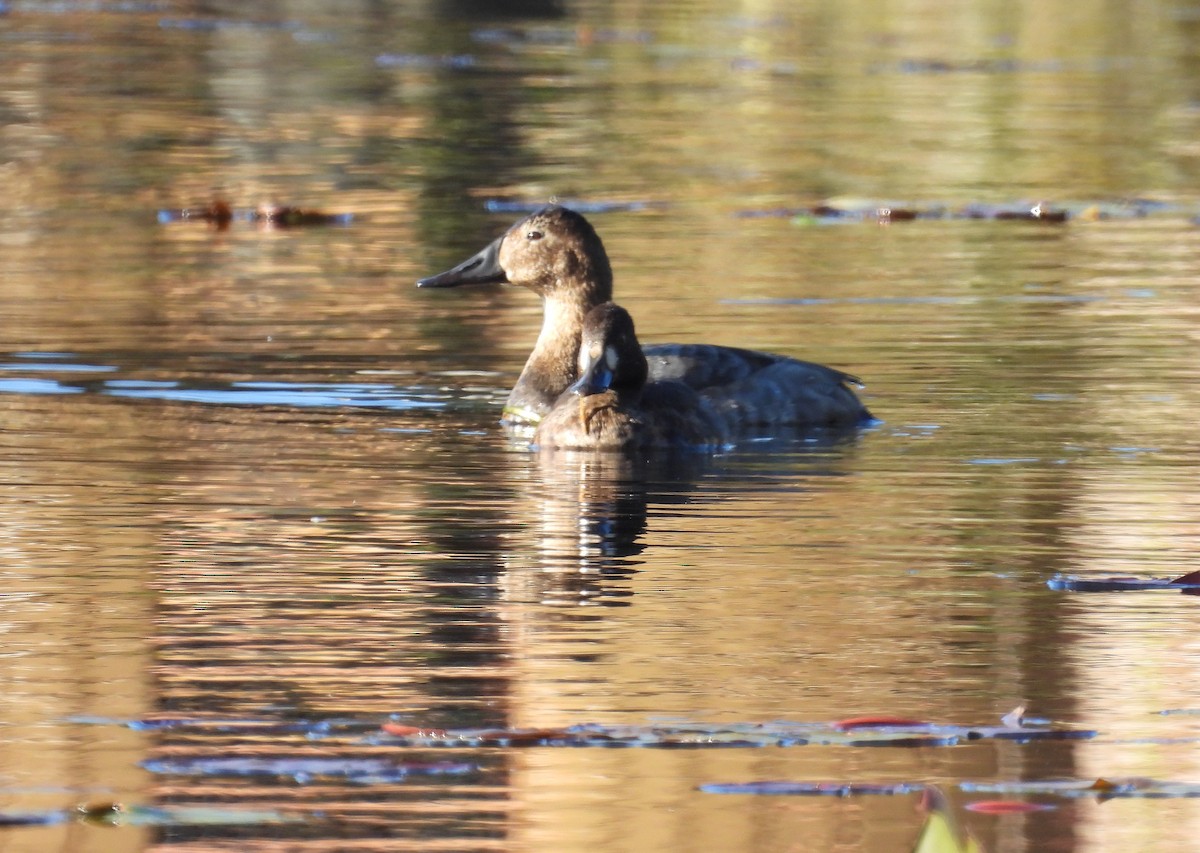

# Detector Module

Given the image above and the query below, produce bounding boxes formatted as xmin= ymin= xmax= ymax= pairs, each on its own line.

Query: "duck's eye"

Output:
xmin=525 ymin=230 xmax=543 ymax=241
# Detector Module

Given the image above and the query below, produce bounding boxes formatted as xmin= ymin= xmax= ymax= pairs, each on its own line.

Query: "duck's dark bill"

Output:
xmin=416 ymin=236 xmax=507 ymax=288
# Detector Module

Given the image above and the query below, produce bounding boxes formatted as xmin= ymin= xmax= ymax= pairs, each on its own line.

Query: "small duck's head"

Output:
xmin=568 ymin=302 xmax=648 ymax=399
xmin=417 ymin=205 xmax=613 ymax=302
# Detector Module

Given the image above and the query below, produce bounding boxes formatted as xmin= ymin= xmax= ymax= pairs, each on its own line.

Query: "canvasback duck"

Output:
xmin=417 ymin=205 xmax=871 ymax=429
xmin=533 ymin=302 xmax=728 ymax=451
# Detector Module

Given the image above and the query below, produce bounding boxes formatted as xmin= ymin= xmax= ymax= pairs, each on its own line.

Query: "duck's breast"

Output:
xmin=532 ymin=392 xmax=647 ymax=451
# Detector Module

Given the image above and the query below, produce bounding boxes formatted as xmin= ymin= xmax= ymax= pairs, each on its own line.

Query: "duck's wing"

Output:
xmin=643 ymin=344 xmax=871 ymax=429
xmin=642 ymin=343 xmax=861 ymax=390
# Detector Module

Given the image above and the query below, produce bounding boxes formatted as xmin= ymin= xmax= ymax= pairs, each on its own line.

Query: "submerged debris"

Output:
xmin=375 ymin=712 xmax=1095 ymax=748
xmin=142 ymin=756 xmax=475 ymax=784
xmin=1048 ymin=569 xmax=1200 ymax=594
xmin=735 ymin=198 xmax=1193 ymax=224
xmin=0 ymin=801 xmax=301 ymax=829
xmin=734 ymin=201 xmax=1070 ymax=223
xmin=961 ymin=777 xmax=1200 ymax=800
xmin=78 ymin=710 xmax=1098 ymax=750
xmin=251 ymin=203 xmax=354 ymax=227
xmin=700 ymin=781 xmax=924 ymax=796
xmin=702 ymin=775 xmax=1200 ymax=802
xmin=157 ymin=200 xmax=353 ymax=229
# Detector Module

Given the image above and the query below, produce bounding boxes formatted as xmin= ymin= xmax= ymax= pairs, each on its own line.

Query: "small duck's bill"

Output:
xmin=416 ymin=236 xmax=507 ymax=288
xmin=568 ymin=354 xmax=614 ymax=397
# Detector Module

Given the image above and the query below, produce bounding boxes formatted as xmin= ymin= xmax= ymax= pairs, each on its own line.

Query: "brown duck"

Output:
xmin=417 ymin=205 xmax=872 ymax=431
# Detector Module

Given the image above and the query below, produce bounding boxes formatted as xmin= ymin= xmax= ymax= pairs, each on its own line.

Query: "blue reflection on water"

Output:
xmin=105 ymin=381 xmax=443 ymax=409
xmin=0 ymin=359 xmax=446 ymax=410
xmin=0 ymin=378 xmax=86 ymax=395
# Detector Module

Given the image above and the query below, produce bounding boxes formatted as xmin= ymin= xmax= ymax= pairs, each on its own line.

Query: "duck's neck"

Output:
xmin=505 ymin=294 xmax=594 ymax=424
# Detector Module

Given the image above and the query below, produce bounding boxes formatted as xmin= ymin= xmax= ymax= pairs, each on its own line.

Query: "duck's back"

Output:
xmin=643 ymin=344 xmax=870 ymax=429
xmin=643 ymin=343 xmax=776 ymax=386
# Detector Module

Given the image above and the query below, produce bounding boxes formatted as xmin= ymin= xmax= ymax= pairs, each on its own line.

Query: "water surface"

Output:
xmin=2 ymin=2 xmax=1200 ymax=851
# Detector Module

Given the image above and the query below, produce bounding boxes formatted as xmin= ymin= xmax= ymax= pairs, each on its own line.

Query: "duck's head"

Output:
xmin=417 ymin=205 xmax=613 ymax=302
xmin=567 ymin=302 xmax=648 ymax=399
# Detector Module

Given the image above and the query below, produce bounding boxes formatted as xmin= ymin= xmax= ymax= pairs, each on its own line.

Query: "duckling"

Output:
xmin=533 ymin=302 xmax=728 ymax=451
xmin=417 ymin=205 xmax=871 ymax=430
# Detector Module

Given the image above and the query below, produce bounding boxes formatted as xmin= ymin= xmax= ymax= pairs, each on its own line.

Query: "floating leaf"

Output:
xmin=380 ymin=723 xmax=449 ymax=739
xmin=1172 ymin=569 xmax=1200 ymax=596
xmin=964 ymin=800 xmax=1055 ymax=814
xmin=833 ymin=715 xmax=933 ymax=731
xmin=999 ymin=706 xmax=1025 ymax=728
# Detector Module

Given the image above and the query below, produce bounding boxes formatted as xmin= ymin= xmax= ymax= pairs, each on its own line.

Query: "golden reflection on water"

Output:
xmin=1 ymin=0 xmax=1200 ymax=851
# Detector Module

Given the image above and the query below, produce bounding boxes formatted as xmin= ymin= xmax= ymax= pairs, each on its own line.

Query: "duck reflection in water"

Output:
xmin=521 ymin=306 xmax=721 ymax=582
xmin=533 ymin=302 xmax=728 ymax=452
xmin=521 ymin=443 xmax=717 ymax=581
xmin=417 ymin=205 xmax=873 ymax=434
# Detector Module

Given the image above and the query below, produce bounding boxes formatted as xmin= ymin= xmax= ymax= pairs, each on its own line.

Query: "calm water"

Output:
xmin=2 ymin=1 xmax=1200 ymax=851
